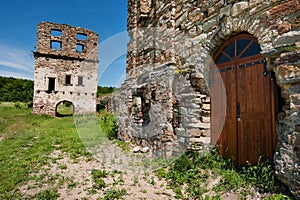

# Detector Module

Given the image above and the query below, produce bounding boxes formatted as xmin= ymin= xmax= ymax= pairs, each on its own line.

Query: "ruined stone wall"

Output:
xmin=33 ymin=22 xmax=98 ymax=116
xmin=119 ymin=0 xmax=300 ymax=197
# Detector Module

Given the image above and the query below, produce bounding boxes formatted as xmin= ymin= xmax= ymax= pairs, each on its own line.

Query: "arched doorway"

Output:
xmin=211 ymin=33 xmax=277 ymax=165
xmin=56 ymin=101 xmax=74 ymax=117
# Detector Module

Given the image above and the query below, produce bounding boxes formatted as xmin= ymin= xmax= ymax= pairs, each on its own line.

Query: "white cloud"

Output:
xmin=0 ymin=44 xmax=34 ymax=74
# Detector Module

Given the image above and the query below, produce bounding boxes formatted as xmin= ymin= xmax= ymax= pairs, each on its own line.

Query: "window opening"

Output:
xmin=51 ymin=41 xmax=62 ymax=50
xmin=51 ymin=29 xmax=62 ymax=37
xmin=76 ymin=33 xmax=87 ymax=40
xmin=240 ymin=42 xmax=261 ymax=58
xmin=78 ymin=76 xmax=84 ymax=86
xmin=65 ymin=75 xmax=72 ymax=85
xmin=214 ymin=34 xmax=262 ymax=65
xmin=47 ymin=78 xmax=55 ymax=93
xmin=76 ymin=44 xmax=84 ymax=53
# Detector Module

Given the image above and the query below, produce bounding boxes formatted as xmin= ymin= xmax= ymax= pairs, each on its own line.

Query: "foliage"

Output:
xmin=0 ymin=76 xmax=33 ymax=103
xmin=97 ymin=86 xmax=117 ymax=97
xmin=98 ymin=111 xmax=118 ymax=140
xmin=164 ymin=150 xmax=287 ymax=199
xmin=264 ymin=194 xmax=291 ymax=200
xmin=241 ymin=158 xmax=278 ymax=192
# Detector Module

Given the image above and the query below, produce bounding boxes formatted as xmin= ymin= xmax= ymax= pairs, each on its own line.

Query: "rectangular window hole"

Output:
xmin=77 ymin=33 xmax=87 ymax=40
xmin=47 ymin=78 xmax=56 ymax=93
xmin=51 ymin=29 xmax=62 ymax=37
xmin=65 ymin=75 xmax=71 ymax=85
xmin=51 ymin=41 xmax=62 ymax=50
xmin=77 ymin=76 xmax=83 ymax=86
xmin=76 ymin=44 xmax=84 ymax=53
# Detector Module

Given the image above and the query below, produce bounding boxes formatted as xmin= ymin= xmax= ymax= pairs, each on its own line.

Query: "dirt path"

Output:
xmin=19 ymin=143 xmax=176 ymax=200
xmin=19 ymin=142 xmax=285 ymax=199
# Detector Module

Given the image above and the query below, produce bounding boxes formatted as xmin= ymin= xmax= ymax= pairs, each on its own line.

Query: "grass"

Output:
xmin=160 ymin=150 xmax=291 ymax=199
xmin=0 ymin=103 xmax=293 ymax=199
xmin=0 ymin=103 xmax=89 ymax=198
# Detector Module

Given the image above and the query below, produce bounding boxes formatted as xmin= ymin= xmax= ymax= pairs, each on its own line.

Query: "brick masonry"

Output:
xmin=33 ymin=22 xmax=98 ymax=116
xmin=117 ymin=0 xmax=300 ymax=197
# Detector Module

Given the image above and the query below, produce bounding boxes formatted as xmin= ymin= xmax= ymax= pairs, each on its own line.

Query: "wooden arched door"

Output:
xmin=211 ymin=34 xmax=277 ymax=165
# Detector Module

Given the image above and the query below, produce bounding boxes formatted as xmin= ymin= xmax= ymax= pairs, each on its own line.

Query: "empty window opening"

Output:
xmin=78 ymin=76 xmax=84 ymax=86
xmin=47 ymin=78 xmax=56 ymax=93
xmin=76 ymin=44 xmax=84 ymax=53
xmin=51 ymin=41 xmax=62 ymax=50
xmin=65 ymin=75 xmax=72 ymax=85
xmin=51 ymin=29 xmax=62 ymax=37
xmin=77 ymin=33 xmax=87 ymax=40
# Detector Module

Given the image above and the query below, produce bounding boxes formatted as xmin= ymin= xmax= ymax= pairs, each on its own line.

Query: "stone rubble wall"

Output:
xmin=119 ymin=0 xmax=300 ymax=197
xmin=33 ymin=22 xmax=98 ymax=116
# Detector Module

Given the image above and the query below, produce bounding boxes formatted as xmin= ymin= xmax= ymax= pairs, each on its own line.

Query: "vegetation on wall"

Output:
xmin=97 ymin=86 xmax=114 ymax=97
xmin=0 ymin=77 xmax=33 ymax=103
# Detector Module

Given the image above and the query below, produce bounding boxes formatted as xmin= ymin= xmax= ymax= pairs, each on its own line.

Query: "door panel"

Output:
xmin=211 ymin=34 xmax=276 ymax=166
xmin=237 ymin=63 xmax=273 ymax=164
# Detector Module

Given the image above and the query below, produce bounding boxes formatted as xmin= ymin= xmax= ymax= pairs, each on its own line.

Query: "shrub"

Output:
xmin=99 ymin=111 xmax=118 ymax=140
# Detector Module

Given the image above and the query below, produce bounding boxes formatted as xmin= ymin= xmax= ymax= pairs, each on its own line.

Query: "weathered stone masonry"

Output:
xmin=118 ymin=0 xmax=300 ymax=197
xmin=33 ymin=22 xmax=98 ymax=116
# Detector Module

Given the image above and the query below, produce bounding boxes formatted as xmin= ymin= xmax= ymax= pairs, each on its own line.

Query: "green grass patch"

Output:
xmin=0 ymin=106 xmax=88 ymax=198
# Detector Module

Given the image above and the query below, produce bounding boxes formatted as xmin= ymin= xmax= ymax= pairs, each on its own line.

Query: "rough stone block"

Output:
xmin=231 ymin=2 xmax=249 ymax=17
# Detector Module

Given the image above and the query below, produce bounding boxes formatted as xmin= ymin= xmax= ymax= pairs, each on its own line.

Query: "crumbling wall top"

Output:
xmin=35 ymin=22 xmax=98 ymax=61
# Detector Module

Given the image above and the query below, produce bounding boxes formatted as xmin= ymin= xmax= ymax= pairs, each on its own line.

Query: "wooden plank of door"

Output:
xmin=236 ymin=62 xmax=273 ymax=164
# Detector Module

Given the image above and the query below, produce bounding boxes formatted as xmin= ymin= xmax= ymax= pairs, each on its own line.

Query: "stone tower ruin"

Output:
xmin=118 ymin=0 xmax=300 ymax=197
xmin=33 ymin=22 xmax=99 ymax=116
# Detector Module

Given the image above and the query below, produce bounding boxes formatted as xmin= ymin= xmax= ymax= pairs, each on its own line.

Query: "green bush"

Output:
xmin=99 ymin=111 xmax=118 ymax=140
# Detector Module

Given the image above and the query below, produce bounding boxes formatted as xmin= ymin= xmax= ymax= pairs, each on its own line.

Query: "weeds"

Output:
xmin=35 ymin=189 xmax=59 ymax=199
xmin=100 ymin=188 xmax=127 ymax=200
xmin=91 ymin=169 xmax=108 ymax=189
xmin=163 ymin=150 xmax=287 ymax=199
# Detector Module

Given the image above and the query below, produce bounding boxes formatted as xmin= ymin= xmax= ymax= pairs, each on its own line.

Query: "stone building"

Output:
xmin=33 ymin=22 xmax=99 ymax=116
xmin=118 ymin=0 xmax=300 ymax=197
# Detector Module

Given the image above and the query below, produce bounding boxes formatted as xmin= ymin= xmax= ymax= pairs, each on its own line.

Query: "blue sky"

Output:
xmin=0 ymin=0 xmax=128 ymax=87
